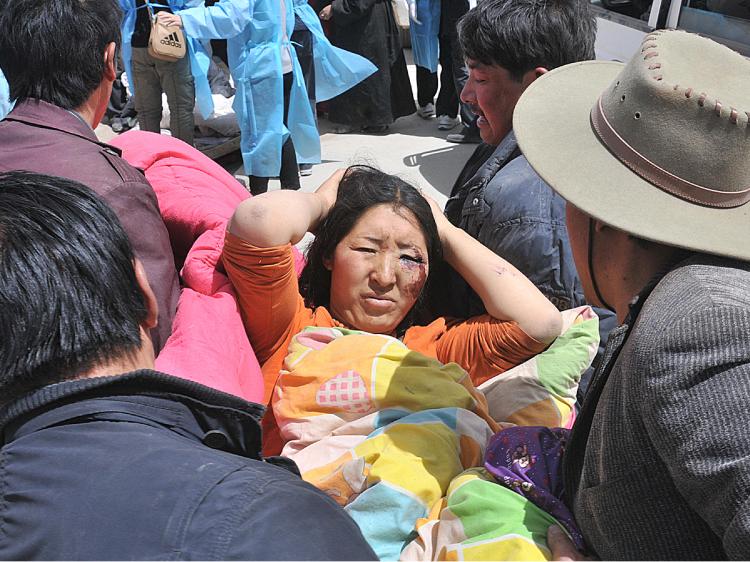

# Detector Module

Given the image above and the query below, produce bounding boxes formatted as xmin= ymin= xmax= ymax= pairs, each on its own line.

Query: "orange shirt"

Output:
xmin=223 ymin=232 xmax=547 ymax=404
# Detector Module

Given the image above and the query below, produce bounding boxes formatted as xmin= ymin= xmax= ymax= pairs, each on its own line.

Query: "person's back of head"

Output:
xmin=0 ymin=171 xmax=149 ymax=402
xmin=458 ymin=0 xmax=596 ymax=80
xmin=0 ymin=0 xmax=121 ymax=109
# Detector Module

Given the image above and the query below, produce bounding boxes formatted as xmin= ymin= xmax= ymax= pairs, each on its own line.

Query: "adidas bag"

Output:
xmin=147 ymin=10 xmax=186 ymax=62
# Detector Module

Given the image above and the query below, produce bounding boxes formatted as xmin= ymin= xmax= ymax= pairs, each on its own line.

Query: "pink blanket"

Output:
xmin=110 ymin=131 xmax=298 ymax=403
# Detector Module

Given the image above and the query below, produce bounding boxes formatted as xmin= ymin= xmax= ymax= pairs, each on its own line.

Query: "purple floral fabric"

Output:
xmin=484 ymin=426 xmax=584 ymax=550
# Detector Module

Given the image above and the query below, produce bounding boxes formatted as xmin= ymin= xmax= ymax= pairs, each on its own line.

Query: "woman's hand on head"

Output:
xmin=312 ymin=168 xmax=346 ymax=229
xmin=229 ymin=170 xmax=345 ymax=248
xmin=420 ymin=191 xmax=455 ymax=246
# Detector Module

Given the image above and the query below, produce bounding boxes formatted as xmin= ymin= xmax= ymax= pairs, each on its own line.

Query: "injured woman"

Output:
xmin=223 ymin=166 xmax=600 ymax=560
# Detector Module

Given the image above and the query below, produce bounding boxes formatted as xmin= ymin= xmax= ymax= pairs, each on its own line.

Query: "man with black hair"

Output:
xmin=0 ymin=0 xmax=178 ymax=353
xmin=0 ymin=170 xmax=378 ymax=561
xmin=433 ymin=0 xmax=615 ymax=375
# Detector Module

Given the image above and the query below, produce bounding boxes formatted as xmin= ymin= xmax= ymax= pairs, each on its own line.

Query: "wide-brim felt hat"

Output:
xmin=513 ymin=30 xmax=750 ymax=261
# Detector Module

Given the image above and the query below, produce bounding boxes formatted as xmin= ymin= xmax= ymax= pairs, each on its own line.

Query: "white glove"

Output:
xmin=409 ymin=1 xmax=421 ymax=24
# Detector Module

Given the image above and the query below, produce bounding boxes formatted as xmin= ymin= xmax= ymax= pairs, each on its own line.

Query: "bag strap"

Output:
xmin=144 ymin=1 xmax=172 ymax=22
xmin=145 ymin=0 xmax=155 ymax=22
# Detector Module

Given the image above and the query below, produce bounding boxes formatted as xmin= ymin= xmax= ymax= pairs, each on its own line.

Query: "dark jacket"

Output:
xmin=0 ymin=100 xmax=179 ymax=352
xmin=327 ymin=0 xmax=415 ymax=126
xmin=0 ymin=370 xmax=377 ymax=561
xmin=441 ymin=131 xmax=584 ymax=315
xmin=434 ymin=131 xmax=617 ymax=402
xmin=564 ymin=254 xmax=750 ymax=559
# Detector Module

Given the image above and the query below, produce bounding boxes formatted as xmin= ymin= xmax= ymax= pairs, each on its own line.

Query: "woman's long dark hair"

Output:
xmin=299 ymin=166 xmax=442 ymax=335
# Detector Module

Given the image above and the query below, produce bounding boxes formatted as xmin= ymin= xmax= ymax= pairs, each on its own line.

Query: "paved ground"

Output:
xmin=222 ymin=110 xmax=477 ymax=205
xmin=96 ymin=50 xmax=479 ymax=207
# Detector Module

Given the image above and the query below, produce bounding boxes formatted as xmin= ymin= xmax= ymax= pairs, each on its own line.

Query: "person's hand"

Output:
xmin=421 ymin=191 xmax=453 ymax=245
xmin=157 ymin=12 xmax=182 ymax=27
xmin=314 ymin=168 xmax=346 ymax=222
xmin=319 ymin=5 xmax=332 ymax=20
xmin=408 ymin=1 xmax=421 ymax=24
xmin=547 ymin=526 xmax=588 ymax=561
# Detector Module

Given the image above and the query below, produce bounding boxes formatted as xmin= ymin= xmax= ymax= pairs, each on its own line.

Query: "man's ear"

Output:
xmin=593 ymin=218 xmax=609 ymax=234
xmin=103 ymin=42 xmax=117 ymax=82
xmin=522 ymin=66 xmax=549 ymax=88
xmin=134 ymin=259 xmax=159 ymax=330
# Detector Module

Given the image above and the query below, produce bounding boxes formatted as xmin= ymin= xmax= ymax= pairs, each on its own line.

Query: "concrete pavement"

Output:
xmin=223 ymin=110 xmax=478 ymax=206
xmin=96 ymin=50 xmax=479 ymax=207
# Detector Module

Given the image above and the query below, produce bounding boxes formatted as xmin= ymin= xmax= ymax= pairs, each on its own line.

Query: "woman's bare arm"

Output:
xmin=428 ymin=197 xmax=562 ymax=344
xmin=228 ymin=169 xmax=344 ymax=247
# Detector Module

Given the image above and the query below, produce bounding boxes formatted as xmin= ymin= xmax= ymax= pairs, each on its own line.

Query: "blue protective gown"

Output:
xmin=119 ymin=0 xmax=214 ymax=119
xmin=291 ymin=0 xmax=376 ymax=103
xmin=178 ymin=0 xmax=321 ymax=173
xmin=0 ymin=69 xmax=12 ymax=121
xmin=408 ymin=0 xmax=440 ymax=72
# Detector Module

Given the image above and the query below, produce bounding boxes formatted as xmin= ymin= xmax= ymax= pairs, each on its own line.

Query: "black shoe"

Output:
xmin=119 ymin=116 xmax=138 ymax=132
xmin=446 ymin=125 xmax=481 ymax=144
xmin=361 ymin=124 xmax=389 ymax=134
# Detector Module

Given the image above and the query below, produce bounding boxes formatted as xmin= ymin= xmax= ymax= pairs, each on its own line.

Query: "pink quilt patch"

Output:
xmin=316 ymin=371 xmax=371 ymax=414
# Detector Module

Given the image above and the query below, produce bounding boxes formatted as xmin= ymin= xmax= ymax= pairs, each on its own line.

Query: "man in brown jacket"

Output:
xmin=0 ymin=0 xmax=178 ymax=352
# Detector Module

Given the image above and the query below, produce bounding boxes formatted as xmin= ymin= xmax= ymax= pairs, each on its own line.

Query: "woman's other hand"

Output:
xmin=156 ymin=12 xmax=182 ymax=27
xmin=319 ymin=5 xmax=332 ymax=20
xmin=421 ymin=191 xmax=454 ymax=245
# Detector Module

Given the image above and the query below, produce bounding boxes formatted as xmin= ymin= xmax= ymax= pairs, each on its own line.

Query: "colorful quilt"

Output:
xmin=273 ymin=307 xmax=599 ymax=560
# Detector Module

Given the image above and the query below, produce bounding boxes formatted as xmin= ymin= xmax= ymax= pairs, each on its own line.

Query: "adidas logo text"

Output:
xmin=160 ymin=32 xmax=181 ymax=48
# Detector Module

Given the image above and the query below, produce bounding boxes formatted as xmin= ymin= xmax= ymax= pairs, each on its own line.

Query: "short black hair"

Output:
xmin=0 ymin=0 xmax=121 ymax=108
xmin=458 ymin=0 xmax=596 ymax=81
xmin=0 ymin=171 xmax=148 ymax=402
xmin=299 ymin=166 xmax=442 ymax=336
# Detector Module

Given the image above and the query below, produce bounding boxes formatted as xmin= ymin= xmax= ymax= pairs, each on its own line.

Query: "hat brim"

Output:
xmin=513 ymin=60 xmax=750 ymax=261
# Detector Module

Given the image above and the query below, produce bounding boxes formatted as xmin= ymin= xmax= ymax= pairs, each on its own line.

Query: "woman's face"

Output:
xmin=325 ymin=204 xmax=430 ymax=334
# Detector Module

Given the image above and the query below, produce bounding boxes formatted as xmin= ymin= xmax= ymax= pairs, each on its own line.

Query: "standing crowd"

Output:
xmin=0 ymin=0 xmax=750 ymax=560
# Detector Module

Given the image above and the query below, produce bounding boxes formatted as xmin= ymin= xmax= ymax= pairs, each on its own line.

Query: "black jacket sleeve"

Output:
xmin=330 ymin=0 xmax=379 ymax=26
xmin=186 ymin=465 xmax=378 ymax=560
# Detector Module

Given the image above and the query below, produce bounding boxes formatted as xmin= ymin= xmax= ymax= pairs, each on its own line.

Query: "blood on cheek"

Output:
xmin=400 ymin=259 xmax=427 ymax=300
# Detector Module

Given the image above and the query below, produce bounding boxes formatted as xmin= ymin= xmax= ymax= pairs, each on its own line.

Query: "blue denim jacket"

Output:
xmin=440 ymin=131 xmax=585 ymax=316
xmin=433 ymin=131 xmax=617 ymax=403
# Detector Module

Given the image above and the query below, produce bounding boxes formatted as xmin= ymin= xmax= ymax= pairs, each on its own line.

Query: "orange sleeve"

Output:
xmin=434 ymin=315 xmax=549 ymax=387
xmin=222 ymin=233 xmax=311 ymax=395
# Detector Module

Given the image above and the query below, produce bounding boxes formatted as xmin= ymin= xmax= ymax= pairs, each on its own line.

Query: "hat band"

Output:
xmin=590 ymin=96 xmax=750 ymax=209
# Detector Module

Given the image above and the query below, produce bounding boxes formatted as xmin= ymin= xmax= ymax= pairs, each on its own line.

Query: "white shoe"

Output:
xmin=417 ymin=103 xmax=435 ymax=119
xmin=437 ymin=115 xmax=460 ymax=130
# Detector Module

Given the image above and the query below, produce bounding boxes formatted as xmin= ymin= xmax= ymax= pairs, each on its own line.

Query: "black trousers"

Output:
xmin=249 ymin=71 xmax=300 ymax=195
xmin=292 ymin=24 xmax=316 ymax=120
xmin=438 ymin=0 xmax=477 ymax=128
xmin=416 ymin=65 xmax=437 ymax=108
xmin=415 ymin=51 xmax=459 ymax=118
xmin=434 ymin=24 xmax=458 ymax=118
